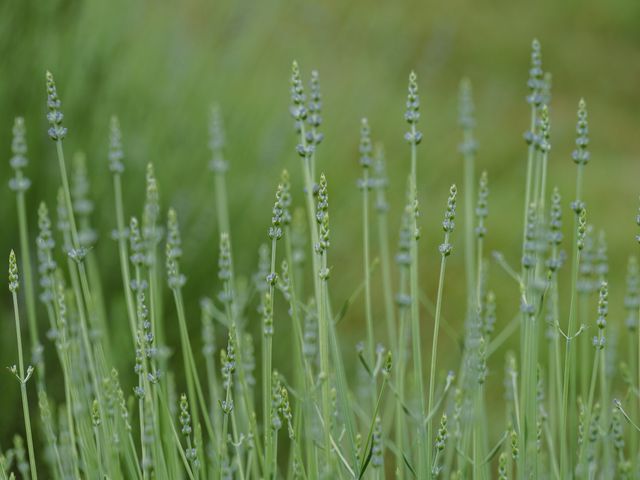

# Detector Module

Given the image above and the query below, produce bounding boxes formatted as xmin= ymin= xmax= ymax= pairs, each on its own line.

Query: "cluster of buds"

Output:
xmin=404 ymin=71 xmax=422 ymax=145
xmin=536 ymin=105 xmax=551 ymax=154
xmin=9 ymin=117 xmax=31 ymax=193
xmin=371 ymin=417 xmax=384 ymax=468
xmin=217 ymin=233 xmax=233 ymax=304
xmin=306 ymin=70 xmax=323 ymax=146
xmin=279 ymin=170 xmax=292 ymax=226
xmin=128 ymin=217 xmax=145 ymax=272
xmin=290 ymin=62 xmax=314 ymax=160
xmin=458 ymin=78 xmax=477 ymax=155
xmin=475 ymin=172 xmax=489 ymax=238
xmin=165 ymin=209 xmax=186 ymax=290
xmin=142 ymin=164 xmax=162 ymax=250
xmin=8 ymin=250 xmax=19 ymax=293
xmin=37 ymin=203 xmax=57 ymax=305
xmin=269 ymin=184 xmax=285 ymax=241
xmin=439 ymin=185 xmax=457 ymax=257
xmin=108 ymin=116 xmax=125 ymax=174
xmin=395 ymin=195 xmax=412 ymax=268
xmin=522 ymin=203 xmax=537 ymax=270
xmin=593 ymin=281 xmax=608 ymax=350
xmin=316 ymin=174 xmax=330 ymax=257
xmin=547 ymin=188 xmax=563 ymax=259
xmin=262 ymin=292 xmax=273 ymax=337
xmin=220 ymin=329 xmax=236 ymax=414
xmin=572 ymin=99 xmax=590 ymax=166
xmin=46 ymin=71 xmax=67 ymax=141
xmin=179 ymin=394 xmax=192 ymax=436
xmin=624 ymin=257 xmax=639 ymax=331
xmin=208 ymin=105 xmax=228 ymax=174
xmin=526 ymin=39 xmax=544 ymax=107
xmin=577 ymin=209 xmax=587 ymax=250
xmin=358 ymin=118 xmax=373 ymax=170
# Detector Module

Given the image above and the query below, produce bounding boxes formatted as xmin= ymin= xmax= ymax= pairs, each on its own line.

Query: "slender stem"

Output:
xmin=375 ymin=171 xmax=397 ymax=358
xmin=463 ymin=129 xmax=476 ymax=322
xmin=56 ymin=141 xmax=81 ymax=249
xmin=410 ymin=207 xmax=427 ymax=478
xmin=221 ymin=268 xmax=265 ymax=473
xmin=576 ymin=341 xmax=601 ymax=474
xmin=318 ymin=251 xmax=333 ymax=474
xmin=172 ymin=289 xmax=218 ymax=448
xmin=298 ymin=123 xmax=322 ymax=310
xmin=560 ymin=165 xmax=584 ymax=479
xmin=395 ymin=268 xmax=409 ymax=478
xmin=220 ymin=361 xmax=233 ymax=478
xmin=362 ymin=168 xmax=376 ymax=385
xmin=520 ymin=108 xmax=538 ymax=277
xmin=16 ymin=188 xmax=39 ymax=369
xmin=214 ymin=172 xmax=230 ymax=237
xmin=113 ymin=173 xmax=138 ymax=342
xmin=427 ymin=246 xmax=449 ymax=475
xmin=598 ymin=335 xmax=611 ymax=475
xmin=408 ymin=120 xmax=428 ymax=477
xmin=637 ymin=288 xmax=640 ymax=471
xmin=12 ymin=291 xmax=38 ymax=480
xmin=283 ymin=229 xmax=317 ymax=478
xmin=158 ymin=393 xmax=196 ymax=480
xmin=264 ymin=238 xmax=277 ymax=479
xmin=628 ymin=327 xmax=638 ymax=473
xmin=55 ymin=138 xmax=103 ymax=409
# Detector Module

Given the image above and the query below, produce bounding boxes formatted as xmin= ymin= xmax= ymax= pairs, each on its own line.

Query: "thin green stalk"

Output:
xmin=395 ymin=268 xmax=409 ymax=478
xmin=283 ymin=227 xmax=317 ymax=478
xmin=159 ymin=393 xmax=196 ymax=480
xmin=427 ymin=185 xmax=456 ymax=476
xmin=50 ymin=280 xmax=81 ymax=479
xmin=520 ymin=106 xmax=538 ymax=277
xmin=578 ymin=296 xmax=590 ymax=402
xmin=576 ymin=300 xmax=605 ymax=477
xmin=220 ymin=350 xmax=233 ymax=479
xmin=172 ymin=289 xmax=218 ymax=450
xmin=359 ymin=119 xmax=376 ymax=378
xmin=472 ymin=388 xmax=485 ymax=480
xmin=318 ymin=251 xmax=332 ymax=473
xmin=560 ymin=185 xmax=585 ymax=479
xmin=263 ymin=238 xmax=277 ymax=479
xmin=373 ymin=146 xmax=397 ymax=359
xmin=54 ymin=135 xmax=103 ymax=405
xmin=463 ymin=156 xmax=476 ymax=297
xmin=214 ymin=172 xmax=230 ymax=239
xmin=230 ymin=409 xmax=247 ymax=480
xmin=409 ymin=190 xmax=427 ymax=478
xmin=427 ymin=250 xmax=449 ymax=475
xmin=628 ymin=325 xmax=638 ymax=472
xmin=9 ymin=253 xmax=38 ymax=480
xmin=15 ymin=186 xmax=40 ymax=371
xmin=113 ymin=173 xmax=138 ymax=342
xmin=219 ymin=233 xmax=265 ymax=474
xmin=551 ymin=269 xmax=563 ymax=446
xmin=362 ymin=166 xmax=376 ymax=385
xmin=518 ymin=105 xmax=542 ymax=480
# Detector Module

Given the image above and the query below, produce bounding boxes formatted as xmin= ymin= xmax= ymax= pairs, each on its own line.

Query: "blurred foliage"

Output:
xmin=0 ymin=0 xmax=639 ymax=448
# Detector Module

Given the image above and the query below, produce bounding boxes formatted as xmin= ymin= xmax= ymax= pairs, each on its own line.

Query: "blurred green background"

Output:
xmin=1 ymin=0 xmax=639 ymax=453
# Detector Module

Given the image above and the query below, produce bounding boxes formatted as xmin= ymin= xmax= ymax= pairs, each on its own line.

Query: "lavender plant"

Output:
xmin=2 ymin=43 xmax=639 ymax=480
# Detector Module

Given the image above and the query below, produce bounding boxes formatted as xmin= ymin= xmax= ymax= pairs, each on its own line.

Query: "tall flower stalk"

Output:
xmin=427 ymin=185 xmax=457 ymax=476
xmin=560 ymin=99 xmax=590 ymax=479
xmin=358 ymin=118 xmax=376 ymax=388
xmin=108 ymin=116 xmax=138 ymax=343
xmin=9 ymin=250 xmax=38 ymax=480
xmin=8 ymin=118 xmax=41 ymax=377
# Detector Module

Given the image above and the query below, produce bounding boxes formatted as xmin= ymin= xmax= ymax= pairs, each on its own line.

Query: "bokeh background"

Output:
xmin=0 ymin=0 xmax=639 ymax=454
